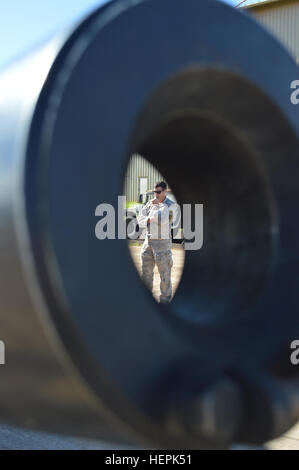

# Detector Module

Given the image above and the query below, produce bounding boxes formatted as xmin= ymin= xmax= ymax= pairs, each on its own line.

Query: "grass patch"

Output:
xmin=126 ymin=201 xmax=138 ymax=209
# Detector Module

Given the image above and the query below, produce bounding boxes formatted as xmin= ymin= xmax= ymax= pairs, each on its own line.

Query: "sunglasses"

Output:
xmin=154 ymin=190 xmax=163 ymax=194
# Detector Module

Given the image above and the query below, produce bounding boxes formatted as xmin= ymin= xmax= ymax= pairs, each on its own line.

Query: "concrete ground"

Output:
xmin=268 ymin=423 xmax=299 ymax=450
xmin=0 ymin=424 xmax=136 ymax=450
xmin=0 ymin=422 xmax=298 ymax=449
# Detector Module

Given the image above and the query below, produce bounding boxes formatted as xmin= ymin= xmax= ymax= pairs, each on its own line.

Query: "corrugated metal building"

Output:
xmin=125 ymin=0 xmax=299 ymax=202
xmin=245 ymin=0 xmax=299 ymax=62
xmin=123 ymin=154 xmax=167 ymax=202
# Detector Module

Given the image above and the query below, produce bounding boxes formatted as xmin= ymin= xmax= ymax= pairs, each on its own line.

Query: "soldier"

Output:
xmin=137 ymin=181 xmax=179 ymax=304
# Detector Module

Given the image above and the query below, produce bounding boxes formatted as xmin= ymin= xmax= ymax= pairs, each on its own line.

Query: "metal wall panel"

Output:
xmin=123 ymin=154 xmax=167 ymax=202
xmin=248 ymin=0 xmax=299 ymax=62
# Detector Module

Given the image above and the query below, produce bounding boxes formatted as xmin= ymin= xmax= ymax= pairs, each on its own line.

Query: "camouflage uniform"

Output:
xmin=137 ymin=197 xmax=178 ymax=304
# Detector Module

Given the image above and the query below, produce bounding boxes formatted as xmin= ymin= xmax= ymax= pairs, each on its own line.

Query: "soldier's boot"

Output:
xmin=159 ymin=295 xmax=172 ymax=304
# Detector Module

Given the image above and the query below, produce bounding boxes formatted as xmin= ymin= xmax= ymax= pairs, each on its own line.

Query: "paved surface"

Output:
xmin=268 ymin=423 xmax=299 ymax=450
xmin=0 ymin=424 xmax=137 ymax=450
xmin=0 ymin=422 xmax=298 ymax=449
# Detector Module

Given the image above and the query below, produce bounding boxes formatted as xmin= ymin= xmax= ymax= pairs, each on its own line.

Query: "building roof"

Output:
xmin=242 ymin=0 xmax=298 ymax=9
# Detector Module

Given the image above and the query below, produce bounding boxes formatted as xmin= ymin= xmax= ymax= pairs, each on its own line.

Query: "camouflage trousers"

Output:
xmin=140 ymin=238 xmax=173 ymax=303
